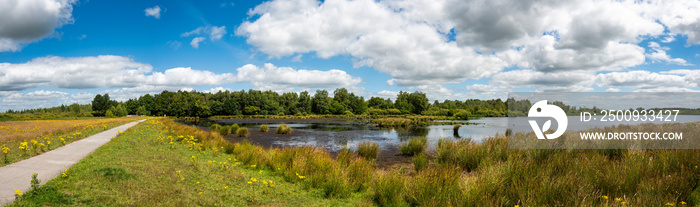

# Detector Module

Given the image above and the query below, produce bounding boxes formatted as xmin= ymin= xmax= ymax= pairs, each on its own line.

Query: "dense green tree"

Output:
xmin=244 ymin=106 xmax=260 ymax=115
xmin=125 ymin=99 xmax=139 ymax=115
xmin=297 ymin=91 xmax=312 ymax=114
xmin=91 ymin=94 xmax=111 ymax=116
xmin=330 ymin=100 xmax=345 ymax=115
xmin=136 ymin=105 xmax=150 ymax=116
xmin=312 ymin=90 xmax=332 ymax=114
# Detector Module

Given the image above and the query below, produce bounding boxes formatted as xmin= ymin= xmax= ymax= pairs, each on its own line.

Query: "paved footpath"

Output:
xmin=0 ymin=119 xmax=145 ymax=206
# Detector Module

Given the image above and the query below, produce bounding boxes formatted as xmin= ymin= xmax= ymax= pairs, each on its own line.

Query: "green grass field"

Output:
xmin=9 ymin=119 xmax=369 ymax=206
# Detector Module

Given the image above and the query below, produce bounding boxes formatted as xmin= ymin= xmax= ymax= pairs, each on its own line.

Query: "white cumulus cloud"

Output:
xmin=0 ymin=55 xmax=235 ymax=92
xmin=234 ymin=63 xmax=362 ymax=92
xmin=0 ymin=0 xmax=76 ymax=52
xmin=237 ymin=0 xmax=700 ymax=93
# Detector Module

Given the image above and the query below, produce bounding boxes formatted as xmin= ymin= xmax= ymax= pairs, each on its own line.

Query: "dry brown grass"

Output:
xmin=0 ymin=118 xmax=140 ymax=142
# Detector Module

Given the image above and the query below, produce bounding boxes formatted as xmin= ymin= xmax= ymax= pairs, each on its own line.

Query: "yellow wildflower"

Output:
xmin=258 ymin=170 xmax=263 ymax=174
xmin=666 ymin=203 xmax=675 ymax=206
xmin=615 ymin=198 xmax=622 ymax=202
xmin=602 ymin=195 xmax=608 ymax=200
xmin=198 ymin=192 xmax=203 ymax=195
xmin=14 ymin=189 xmax=22 ymax=196
xmin=61 ymin=169 xmax=68 ymax=178
xmin=680 ymin=201 xmax=687 ymax=205
xmin=224 ymin=186 xmax=229 ymax=189
xmin=176 ymin=170 xmax=181 ymax=175
xmin=251 ymin=164 xmax=256 ymax=168
xmin=196 ymin=182 xmax=200 ymax=184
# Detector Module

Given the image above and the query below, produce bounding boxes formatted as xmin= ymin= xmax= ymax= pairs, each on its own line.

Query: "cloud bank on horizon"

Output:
xmin=0 ymin=0 xmax=699 ymax=111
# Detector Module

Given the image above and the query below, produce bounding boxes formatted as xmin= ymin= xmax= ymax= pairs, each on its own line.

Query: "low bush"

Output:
xmin=260 ymin=124 xmax=269 ymax=132
xmin=454 ymin=111 xmax=470 ymax=120
xmin=209 ymin=124 xmax=221 ymax=131
xmin=217 ymin=125 xmax=230 ymax=136
xmin=277 ymin=124 xmax=292 ymax=134
xmin=400 ymin=137 xmax=427 ymax=156
xmin=236 ymin=127 xmax=249 ymax=137
xmin=356 ymin=141 xmax=379 ymax=160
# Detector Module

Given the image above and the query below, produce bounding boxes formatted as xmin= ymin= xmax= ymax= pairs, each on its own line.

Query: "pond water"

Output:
xmin=187 ymin=115 xmax=700 ymax=153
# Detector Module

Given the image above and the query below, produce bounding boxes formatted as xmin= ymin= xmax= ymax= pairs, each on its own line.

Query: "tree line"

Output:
xmin=89 ymin=88 xmax=512 ymax=118
xmin=5 ymin=88 xmax=632 ymax=119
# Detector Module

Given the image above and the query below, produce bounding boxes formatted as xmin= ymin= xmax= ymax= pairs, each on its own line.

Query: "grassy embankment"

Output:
xmin=0 ymin=117 xmax=142 ymax=167
xmin=11 ymin=118 xmax=700 ymax=206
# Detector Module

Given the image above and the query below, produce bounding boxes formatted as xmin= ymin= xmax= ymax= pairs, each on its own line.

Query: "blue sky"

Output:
xmin=0 ymin=0 xmax=699 ymax=111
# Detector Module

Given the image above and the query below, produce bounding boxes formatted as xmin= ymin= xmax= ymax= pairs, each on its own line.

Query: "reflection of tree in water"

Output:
xmin=397 ymin=127 xmax=429 ymax=142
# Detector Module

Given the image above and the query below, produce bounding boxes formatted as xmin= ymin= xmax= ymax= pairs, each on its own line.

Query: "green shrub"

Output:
xmin=236 ymin=127 xmax=249 ymax=137
xmin=210 ymin=124 xmax=221 ymax=131
xmin=357 ymin=141 xmax=379 ymax=160
xmin=260 ymin=124 xmax=269 ymax=132
xmin=217 ymin=125 xmax=230 ymax=135
xmin=276 ymin=124 xmax=292 ymax=134
xmin=229 ymin=124 xmax=240 ymax=134
xmin=400 ymin=137 xmax=427 ymax=156
xmin=413 ymin=153 xmax=428 ymax=172
xmin=454 ymin=111 xmax=470 ymax=120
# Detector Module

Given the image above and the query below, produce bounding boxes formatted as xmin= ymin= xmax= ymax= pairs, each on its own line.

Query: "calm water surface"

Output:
xmin=203 ymin=115 xmax=700 ymax=152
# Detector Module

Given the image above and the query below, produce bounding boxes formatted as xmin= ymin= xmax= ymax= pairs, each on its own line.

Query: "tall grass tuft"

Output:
xmin=400 ymin=137 xmax=427 ymax=156
xmin=347 ymin=158 xmax=373 ymax=192
xmin=407 ymin=165 xmax=464 ymax=206
xmin=276 ymin=124 xmax=292 ymax=134
xmin=236 ymin=127 xmax=249 ymax=137
xmin=229 ymin=124 xmax=240 ymax=135
xmin=217 ymin=124 xmax=239 ymax=136
xmin=337 ymin=147 xmax=355 ymax=167
xmin=413 ymin=153 xmax=428 ymax=172
xmin=356 ymin=141 xmax=379 ymax=160
xmin=372 ymin=171 xmax=409 ymax=207
xmin=259 ymin=124 xmax=269 ymax=132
